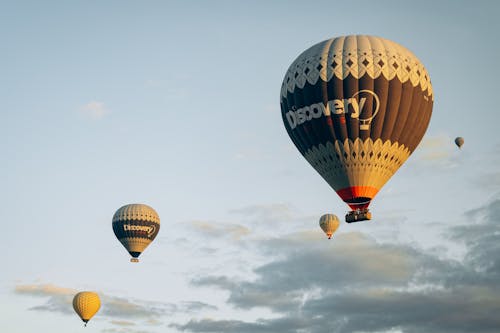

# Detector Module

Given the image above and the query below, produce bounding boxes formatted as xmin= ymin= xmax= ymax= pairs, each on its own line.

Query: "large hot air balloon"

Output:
xmin=455 ymin=137 xmax=464 ymax=149
xmin=280 ymin=35 xmax=433 ymax=222
xmin=319 ymin=214 xmax=340 ymax=239
xmin=112 ymin=203 xmax=160 ymax=262
xmin=73 ymin=291 xmax=101 ymax=327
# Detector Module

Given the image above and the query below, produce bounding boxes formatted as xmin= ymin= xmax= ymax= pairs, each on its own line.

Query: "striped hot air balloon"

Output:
xmin=319 ymin=214 xmax=340 ymax=239
xmin=455 ymin=137 xmax=464 ymax=149
xmin=73 ymin=291 xmax=100 ymax=327
xmin=112 ymin=204 xmax=160 ymax=262
xmin=280 ymin=35 xmax=433 ymax=223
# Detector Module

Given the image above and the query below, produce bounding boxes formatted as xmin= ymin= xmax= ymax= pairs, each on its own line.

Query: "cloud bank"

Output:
xmin=15 ymin=283 xmax=216 ymax=330
xmin=176 ymin=198 xmax=500 ymax=333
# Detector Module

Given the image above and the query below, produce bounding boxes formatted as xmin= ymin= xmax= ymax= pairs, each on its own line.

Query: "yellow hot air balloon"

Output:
xmin=319 ymin=214 xmax=340 ymax=239
xmin=73 ymin=291 xmax=101 ymax=327
xmin=112 ymin=203 xmax=160 ymax=262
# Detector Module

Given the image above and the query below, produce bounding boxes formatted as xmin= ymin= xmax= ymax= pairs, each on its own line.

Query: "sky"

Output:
xmin=1 ymin=0 xmax=500 ymax=332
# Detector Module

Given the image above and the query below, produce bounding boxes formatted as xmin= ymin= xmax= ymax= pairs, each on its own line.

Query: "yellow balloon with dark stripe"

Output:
xmin=73 ymin=291 xmax=100 ymax=326
xmin=112 ymin=203 xmax=160 ymax=262
xmin=319 ymin=214 xmax=340 ymax=239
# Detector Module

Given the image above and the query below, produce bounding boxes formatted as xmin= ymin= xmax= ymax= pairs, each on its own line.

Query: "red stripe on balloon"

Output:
xmin=336 ymin=186 xmax=379 ymax=210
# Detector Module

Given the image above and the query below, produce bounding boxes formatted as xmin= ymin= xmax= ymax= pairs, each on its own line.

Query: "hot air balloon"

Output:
xmin=319 ymin=214 xmax=340 ymax=239
xmin=112 ymin=203 xmax=160 ymax=262
xmin=73 ymin=291 xmax=100 ymax=327
xmin=455 ymin=137 xmax=464 ymax=149
xmin=280 ymin=35 xmax=433 ymax=223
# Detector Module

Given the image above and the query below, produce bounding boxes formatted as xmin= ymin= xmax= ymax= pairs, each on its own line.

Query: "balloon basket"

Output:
xmin=130 ymin=258 xmax=139 ymax=263
xmin=345 ymin=209 xmax=372 ymax=223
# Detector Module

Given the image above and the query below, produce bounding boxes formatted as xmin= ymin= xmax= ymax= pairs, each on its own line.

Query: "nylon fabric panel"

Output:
xmin=319 ymin=40 xmax=337 ymax=143
xmin=344 ymin=74 xmax=359 ymax=141
xmin=302 ymin=83 xmax=326 ymax=147
xmin=118 ymin=237 xmax=151 ymax=255
xmin=408 ymin=96 xmax=433 ymax=151
xmin=321 ymin=79 xmax=338 ymax=144
xmin=385 ymin=80 xmax=415 ymax=144
xmin=328 ymin=76 xmax=349 ymax=141
xmin=343 ymin=37 xmax=359 ymax=141
xmin=329 ymin=37 xmax=349 ymax=142
xmin=305 ymin=78 xmax=335 ymax=145
xmin=398 ymin=86 xmax=424 ymax=148
xmin=281 ymin=97 xmax=307 ymax=155
xmin=380 ymin=78 xmax=403 ymax=141
xmin=356 ymin=36 xmax=375 ymax=141
xmin=369 ymin=76 xmax=389 ymax=140
xmin=358 ymin=74 xmax=375 ymax=141
xmin=291 ymin=86 xmax=315 ymax=154
xmin=374 ymin=36 xmax=397 ymax=141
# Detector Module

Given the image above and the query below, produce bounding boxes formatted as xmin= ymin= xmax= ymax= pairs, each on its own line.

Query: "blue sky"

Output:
xmin=2 ymin=1 xmax=500 ymax=332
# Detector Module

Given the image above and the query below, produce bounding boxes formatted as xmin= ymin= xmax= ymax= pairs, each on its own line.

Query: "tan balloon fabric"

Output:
xmin=281 ymin=35 xmax=433 ymax=101
xmin=117 ymin=237 xmax=153 ymax=254
xmin=73 ymin=291 xmax=101 ymax=325
xmin=304 ymin=138 xmax=410 ymax=200
xmin=113 ymin=204 xmax=160 ymax=223
xmin=319 ymin=214 xmax=340 ymax=239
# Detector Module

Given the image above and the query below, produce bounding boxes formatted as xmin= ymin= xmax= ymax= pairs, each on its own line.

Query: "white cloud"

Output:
xmin=188 ymin=220 xmax=251 ymax=240
xmin=79 ymin=101 xmax=110 ymax=119
xmin=414 ymin=135 xmax=456 ymax=163
xmin=109 ymin=320 xmax=136 ymax=327
xmin=15 ymin=283 xmax=76 ymax=296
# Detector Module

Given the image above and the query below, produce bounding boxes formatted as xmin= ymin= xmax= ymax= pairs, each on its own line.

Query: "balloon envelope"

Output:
xmin=455 ymin=137 xmax=464 ymax=148
xmin=280 ymin=35 xmax=433 ymax=212
xmin=319 ymin=214 xmax=340 ymax=239
xmin=73 ymin=291 xmax=100 ymax=326
xmin=112 ymin=204 xmax=160 ymax=262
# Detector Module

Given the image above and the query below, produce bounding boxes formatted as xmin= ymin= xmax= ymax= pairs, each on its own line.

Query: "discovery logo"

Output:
xmin=123 ymin=224 xmax=157 ymax=238
xmin=285 ymin=90 xmax=380 ymax=130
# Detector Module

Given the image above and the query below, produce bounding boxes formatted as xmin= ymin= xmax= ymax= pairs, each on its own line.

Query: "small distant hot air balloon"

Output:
xmin=455 ymin=137 xmax=464 ymax=149
xmin=319 ymin=214 xmax=340 ymax=239
xmin=280 ymin=35 xmax=433 ymax=223
xmin=112 ymin=203 xmax=160 ymax=262
xmin=73 ymin=291 xmax=100 ymax=327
